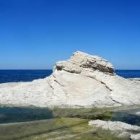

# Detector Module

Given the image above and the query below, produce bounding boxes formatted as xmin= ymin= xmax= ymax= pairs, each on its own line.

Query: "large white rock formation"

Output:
xmin=0 ymin=51 xmax=140 ymax=107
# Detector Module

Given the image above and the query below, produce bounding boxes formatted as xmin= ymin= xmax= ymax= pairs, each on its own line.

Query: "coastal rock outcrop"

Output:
xmin=89 ymin=120 xmax=140 ymax=140
xmin=0 ymin=51 xmax=140 ymax=107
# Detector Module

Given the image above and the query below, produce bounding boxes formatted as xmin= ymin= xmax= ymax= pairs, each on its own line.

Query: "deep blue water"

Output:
xmin=0 ymin=70 xmax=139 ymax=84
xmin=0 ymin=70 xmax=52 ymax=84
xmin=116 ymin=70 xmax=140 ymax=78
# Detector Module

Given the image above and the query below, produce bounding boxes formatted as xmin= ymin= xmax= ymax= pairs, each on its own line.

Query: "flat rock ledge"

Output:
xmin=0 ymin=51 xmax=140 ymax=108
xmin=89 ymin=120 xmax=140 ymax=140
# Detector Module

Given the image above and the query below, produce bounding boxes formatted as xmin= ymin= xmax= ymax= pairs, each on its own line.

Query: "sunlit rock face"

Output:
xmin=55 ymin=51 xmax=114 ymax=74
xmin=0 ymin=51 xmax=140 ymax=108
xmin=89 ymin=120 xmax=140 ymax=140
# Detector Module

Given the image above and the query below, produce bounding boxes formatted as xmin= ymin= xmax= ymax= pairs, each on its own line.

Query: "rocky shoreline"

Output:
xmin=0 ymin=51 xmax=140 ymax=139
xmin=89 ymin=120 xmax=140 ymax=140
xmin=0 ymin=51 xmax=140 ymax=108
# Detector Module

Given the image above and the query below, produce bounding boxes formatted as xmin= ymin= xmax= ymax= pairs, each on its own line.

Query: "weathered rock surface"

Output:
xmin=55 ymin=51 xmax=114 ymax=74
xmin=0 ymin=51 xmax=140 ymax=107
xmin=89 ymin=120 xmax=140 ymax=140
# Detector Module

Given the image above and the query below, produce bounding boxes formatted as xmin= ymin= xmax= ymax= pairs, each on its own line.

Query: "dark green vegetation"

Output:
xmin=0 ymin=107 xmax=129 ymax=140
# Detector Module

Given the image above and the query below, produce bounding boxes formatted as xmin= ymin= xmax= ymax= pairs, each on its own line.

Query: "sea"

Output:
xmin=0 ymin=70 xmax=139 ymax=84
xmin=0 ymin=70 xmax=52 ymax=84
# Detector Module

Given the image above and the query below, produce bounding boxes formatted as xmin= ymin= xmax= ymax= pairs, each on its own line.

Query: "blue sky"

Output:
xmin=0 ymin=0 xmax=140 ymax=69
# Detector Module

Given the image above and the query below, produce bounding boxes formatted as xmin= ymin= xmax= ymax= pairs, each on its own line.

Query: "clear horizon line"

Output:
xmin=0 ymin=69 xmax=140 ymax=71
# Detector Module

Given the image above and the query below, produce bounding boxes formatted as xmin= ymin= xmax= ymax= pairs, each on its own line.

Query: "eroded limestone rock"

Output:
xmin=55 ymin=51 xmax=114 ymax=74
xmin=0 ymin=51 xmax=140 ymax=108
xmin=89 ymin=120 xmax=140 ymax=140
